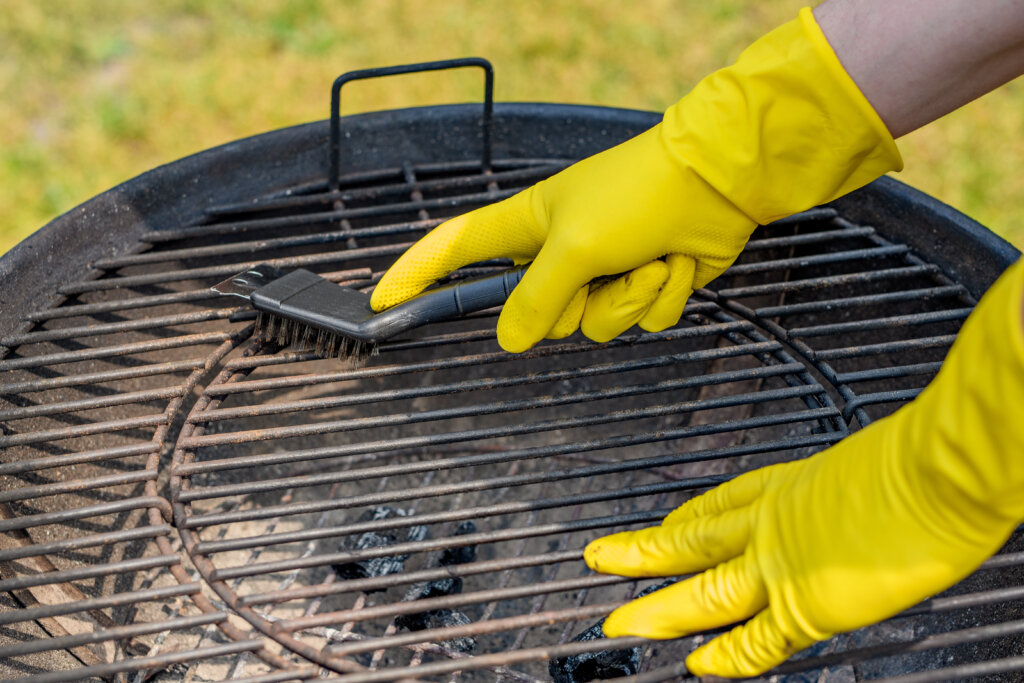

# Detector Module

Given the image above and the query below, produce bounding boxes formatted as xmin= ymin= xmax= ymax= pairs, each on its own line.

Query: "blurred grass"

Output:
xmin=1 ymin=0 xmax=1022 ymax=257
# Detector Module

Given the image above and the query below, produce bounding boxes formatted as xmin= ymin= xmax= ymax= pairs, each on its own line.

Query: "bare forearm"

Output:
xmin=814 ymin=0 xmax=1024 ymax=138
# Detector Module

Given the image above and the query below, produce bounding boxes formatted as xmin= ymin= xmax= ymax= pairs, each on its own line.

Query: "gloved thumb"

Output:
xmin=371 ymin=189 xmax=547 ymax=312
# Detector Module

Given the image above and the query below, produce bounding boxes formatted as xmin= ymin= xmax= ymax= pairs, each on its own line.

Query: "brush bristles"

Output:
xmin=254 ymin=312 xmax=377 ymax=361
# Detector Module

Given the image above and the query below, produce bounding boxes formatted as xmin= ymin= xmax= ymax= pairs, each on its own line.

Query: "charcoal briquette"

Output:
xmin=402 ymin=577 xmax=463 ymax=602
xmin=439 ymin=520 xmax=478 ymax=566
xmin=395 ymin=608 xmax=476 ymax=654
xmin=549 ymin=619 xmax=641 ymax=683
xmin=331 ymin=507 xmax=428 ymax=589
xmin=394 ymin=576 xmax=475 ymax=653
xmin=549 ymin=580 xmax=676 ymax=683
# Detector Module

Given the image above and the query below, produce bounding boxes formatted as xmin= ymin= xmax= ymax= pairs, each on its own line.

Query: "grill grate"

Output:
xmin=2 ymin=105 xmax=1023 ymax=681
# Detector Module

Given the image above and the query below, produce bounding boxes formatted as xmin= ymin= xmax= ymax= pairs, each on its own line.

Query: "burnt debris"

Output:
xmin=332 ymin=507 xmax=428 ymax=590
xmin=394 ymin=577 xmax=476 ymax=653
xmin=391 ymin=520 xmax=482 ymax=654
xmin=549 ymin=580 xmax=675 ymax=683
xmin=439 ymin=520 xmax=478 ymax=566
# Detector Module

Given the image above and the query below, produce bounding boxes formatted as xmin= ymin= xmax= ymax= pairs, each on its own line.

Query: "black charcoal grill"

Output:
xmin=1 ymin=59 xmax=1022 ymax=683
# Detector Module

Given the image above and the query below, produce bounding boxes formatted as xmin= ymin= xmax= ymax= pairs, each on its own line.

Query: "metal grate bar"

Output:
xmin=60 ymin=244 xmax=410 ymax=294
xmin=0 ymin=359 xmax=203 ymax=394
xmin=0 ymin=525 xmax=171 ymax=562
xmin=905 ymin=584 xmax=1024 ymax=617
xmin=204 ymin=318 xmax=748 ymax=397
xmin=814 ymin=334 xmax=958 ymax=360
xmin=1 ymin=308 xmax=246 ymax=347
xmin=754 ymin=285 xmax=965 ymax=318
xmin=24 ymin=288 xmax=221 ymax=320
xmin=279 ymin=575 xmax=636 ymax=633
xmin=788 ymin=308 xmax=971 ymax=339
xmin=0 ymin=385 xmax=186 ymax=421
xmin=767 ymin=206 xmax=839 ymax=224
xmin=0 ymin=611 xmax=228 ymax=659
xmin=841 ymin=388 xmax=924 ymax=420
xmin=0 ymin=414 xmax=169 ymax=448
xmin=0 ymin=443 xmax=158 ymax=475
xmin=98 ymin=219 xmax=443 ymax=269
xmin=835 ymin=361 xmax=945 ymax=384
xmin=717 ymin=264 xmax=939 ymax=298
xmin=326 ymin=602 xmax=618 ymax=658
xmin=0 ymin=497 xmax=171 ymax=533
xmin=205 ymin=162 xmax=564 ymax=218
xmin=0 ymin=331 xmax=230 ymax=371
xmin=0 ymin=582 xmax=200 ymax=626
xmin=0 ymin=469 xmax=157 ymax=503
xmin=743 ymin=225 xmax=876 ymax=250
xmin=25 ymin=267 xmax=371 ymax=320
xmin=136 ymin=187 xmax=519 ymax=244
xmin=0 ymin=555 xmax=179 ymax=593
xmin=726 ymin=244 xmax=910 ymax=275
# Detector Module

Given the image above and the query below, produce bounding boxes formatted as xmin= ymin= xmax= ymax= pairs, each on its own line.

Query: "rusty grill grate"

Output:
xmin=2 ymin=63 xmax=1023 ymax=683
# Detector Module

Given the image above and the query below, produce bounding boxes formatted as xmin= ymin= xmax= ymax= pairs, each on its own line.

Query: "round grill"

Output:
xmin=1 ymin=63 xmax=1022 ymax=683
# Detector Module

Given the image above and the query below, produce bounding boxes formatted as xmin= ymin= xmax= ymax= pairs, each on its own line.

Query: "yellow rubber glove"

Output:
xmin=584 ymin=257 xmax=1024 ymax=678
xmin=371 ymin=8 xmax=902 ymax=352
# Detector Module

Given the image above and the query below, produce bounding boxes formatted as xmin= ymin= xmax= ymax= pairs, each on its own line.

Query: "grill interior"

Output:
xmin=1 ymin=95 xmax=1023 ymax=683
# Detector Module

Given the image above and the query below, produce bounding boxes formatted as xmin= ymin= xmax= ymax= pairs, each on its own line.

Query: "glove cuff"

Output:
xmin=662 ymin=7 xmax=903 ymax=225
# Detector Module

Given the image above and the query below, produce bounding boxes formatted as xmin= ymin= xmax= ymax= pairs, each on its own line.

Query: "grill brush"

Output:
xmin=212 ymin=263 xmax=527 ymax=359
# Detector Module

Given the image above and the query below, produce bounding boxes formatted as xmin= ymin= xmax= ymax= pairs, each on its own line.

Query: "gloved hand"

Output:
xmin=584 ymin=257 xmax=1024 ymax=678
xmin=370 ymin=8 xmax=902 ymax=353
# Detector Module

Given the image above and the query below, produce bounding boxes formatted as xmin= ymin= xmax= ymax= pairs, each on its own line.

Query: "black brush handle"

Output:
xmin=369 ymin=265 xmax=528 ymax=338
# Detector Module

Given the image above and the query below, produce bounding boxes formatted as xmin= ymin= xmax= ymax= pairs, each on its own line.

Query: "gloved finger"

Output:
xmin=370 ymin=189 xmax=546 ymax=312
xmin=545 ymin=285 xmax=589 ymax=340
xmin=638 ymin=253 xmax=696 ymax=332
xmin=496 ymin=238 xmax=593 ymax=353
xmin=685 ymin=606 xmax=815 ymax=678
xmin=584 ymin=505 xmax=752 ymax=577
xmin=692 ymin=249 xmax=744 ymax=291
xmin=602 ymin=553 xmax=767 ymax=640
xmin=662 ymin=464 xmax=780 ymax=527
xmin=580 ymin=260 xmax=670 ymax=343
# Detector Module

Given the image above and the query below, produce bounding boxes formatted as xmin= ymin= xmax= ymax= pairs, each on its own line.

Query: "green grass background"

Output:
xmin=2 ymin=0 xmax=1023 ymax=257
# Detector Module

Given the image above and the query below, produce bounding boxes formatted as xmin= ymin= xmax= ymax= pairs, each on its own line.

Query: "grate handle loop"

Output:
xmin=329 ymin=57 xmax=494 ymax=190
